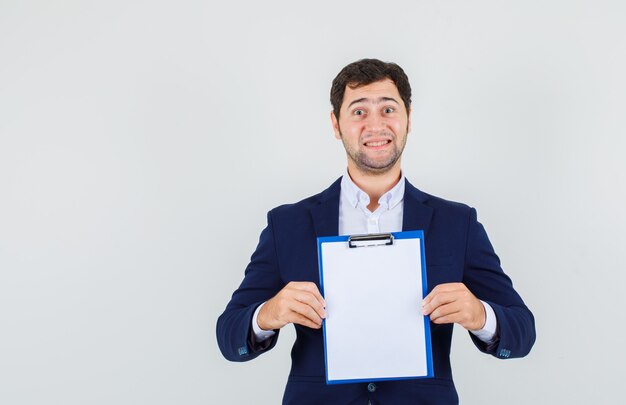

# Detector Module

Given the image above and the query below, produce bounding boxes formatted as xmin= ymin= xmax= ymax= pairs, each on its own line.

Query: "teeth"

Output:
xmin=366 ymin=140 xmax=389 ymax=147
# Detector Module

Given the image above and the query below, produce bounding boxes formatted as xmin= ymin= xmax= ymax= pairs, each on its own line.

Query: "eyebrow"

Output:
xmin=347 ymin=97 xmax=400 ymax=109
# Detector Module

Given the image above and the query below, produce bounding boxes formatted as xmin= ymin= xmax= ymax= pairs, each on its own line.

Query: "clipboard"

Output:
xmin=317 ymin=231 xmax=434 ymax=384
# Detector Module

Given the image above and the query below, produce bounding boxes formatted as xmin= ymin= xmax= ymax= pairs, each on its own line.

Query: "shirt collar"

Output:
xmin=340 ymin=169 xmax=405 ymax=210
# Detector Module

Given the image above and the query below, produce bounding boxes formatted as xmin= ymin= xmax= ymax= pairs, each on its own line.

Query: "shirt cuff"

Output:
xmin=470 ymin=300 xmax=498 ymax=343
xmin=252 ymin=302 xmax=276 ymax=342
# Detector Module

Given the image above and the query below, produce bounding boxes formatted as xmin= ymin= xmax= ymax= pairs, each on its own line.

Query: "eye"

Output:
xmin=353 ymin=109 xmax=365 ymax=116
xmin=384 ymin=107 xmax=395 ymax=114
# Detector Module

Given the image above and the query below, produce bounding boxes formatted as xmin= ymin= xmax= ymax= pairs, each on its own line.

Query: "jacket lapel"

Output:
xmin=311 ymin=176 xmax=432 ymax=237
xmin=310 ymin=177 xmax=341 ymax=237
xmin=402 ymin=179 xmax=434 ymax=236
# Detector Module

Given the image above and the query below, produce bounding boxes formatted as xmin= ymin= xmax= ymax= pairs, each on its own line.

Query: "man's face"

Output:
xmin=331 ymin=78 xmax=411 ymax=175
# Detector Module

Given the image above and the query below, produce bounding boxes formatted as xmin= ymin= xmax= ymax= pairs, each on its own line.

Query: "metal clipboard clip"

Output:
xmin=348 ymin=233 xmax=394 ymax=248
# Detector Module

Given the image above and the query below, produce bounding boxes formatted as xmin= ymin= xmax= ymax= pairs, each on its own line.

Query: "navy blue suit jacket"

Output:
xmin=217 ymin=178 xmax=535 ymax=404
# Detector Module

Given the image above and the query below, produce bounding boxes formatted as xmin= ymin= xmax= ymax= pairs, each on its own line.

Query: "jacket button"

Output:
xmin=367 ymin=383 xmax=377 ymax=392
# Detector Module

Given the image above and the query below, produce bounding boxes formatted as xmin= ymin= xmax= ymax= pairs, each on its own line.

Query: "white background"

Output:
xmin=1 ymin=1 xmax=625 ymax=404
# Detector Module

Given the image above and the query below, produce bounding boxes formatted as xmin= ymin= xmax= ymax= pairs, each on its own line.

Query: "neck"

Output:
xmin=347 ymin=162 xmax=402 ymax=211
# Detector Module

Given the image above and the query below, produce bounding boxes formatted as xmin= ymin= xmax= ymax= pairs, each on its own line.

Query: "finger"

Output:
xmin=294 ymin=291 xmax=327 ymax=319
xmin=423 ymin=285 xmax=454 ymax=306
xmin=289 ymin=312 xmax=323 ymax=329
xmin=289 ymin=300 xmax=323 ymax=326
xmin=428 ymin=282 xmax=465 ymax=295
xmin=291 ymin=282 xmax=326 ymax=308
xmin=430 ymin=301 xmax=485 ymax=329
xmin=429 ymin=301 xmax=462 ymax=321
xmin=292 ymin=290 xmax=326 ymax=318
xmin=422 ymin=291 xmax=458 ymax=315
xmin=423 ymin=283 xmax=469 ymax=309
xmin=431 ymin=312 xmax=462 ymax=325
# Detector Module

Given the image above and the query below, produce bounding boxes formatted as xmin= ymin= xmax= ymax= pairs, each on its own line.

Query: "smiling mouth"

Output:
xmin=364 ymin=140 xmax=391 ymax=147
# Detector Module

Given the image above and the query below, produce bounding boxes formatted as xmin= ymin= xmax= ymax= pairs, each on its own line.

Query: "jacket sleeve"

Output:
xmin=462 ymin=208 xmax=536 ymax=359
xmin=216 ymin=211 xmax=284 ymax=362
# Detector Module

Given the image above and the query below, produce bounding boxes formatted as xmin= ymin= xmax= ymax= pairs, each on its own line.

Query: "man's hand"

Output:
xmin=421 ymin=283 xmax=486 ymax=331
xmin=257 ymin=281 xmax=327 ymax=331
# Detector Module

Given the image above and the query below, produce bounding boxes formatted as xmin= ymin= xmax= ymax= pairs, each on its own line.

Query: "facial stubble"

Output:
xmin=338 ymin=124 xmax=409 ymax=175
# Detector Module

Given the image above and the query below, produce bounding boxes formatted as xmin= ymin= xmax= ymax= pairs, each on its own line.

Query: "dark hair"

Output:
xmin=330 ymin=58 xmax=411 ymax=118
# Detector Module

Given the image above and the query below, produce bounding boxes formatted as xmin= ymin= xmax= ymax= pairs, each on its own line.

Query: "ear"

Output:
xmin=330 ymin=111 xmax=342 ymax=140
xmin=407 ymin=108 xmax=412 ymax=134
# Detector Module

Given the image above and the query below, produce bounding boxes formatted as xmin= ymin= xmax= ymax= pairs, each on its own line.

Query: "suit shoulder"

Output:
xmin=267 ymin=189 xmax=327 ymax=220
xmin=405 ymin=179 xmax=471 ymax=211
xmin=410 ymin=184 xmax=475 ymax=217
xmin=267 ymin=178 xmax=341 ymax=220
xmin=269 ymin=195 xmax=318 ymax=216
xmin=424 ymin=192 xmax=472 ymax=212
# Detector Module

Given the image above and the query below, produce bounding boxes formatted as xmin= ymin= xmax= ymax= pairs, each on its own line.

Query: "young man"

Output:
xmin=217 ymin=59 xmax=535 ymax=405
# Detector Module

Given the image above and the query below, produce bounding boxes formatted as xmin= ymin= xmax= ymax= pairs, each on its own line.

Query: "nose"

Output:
xmin=365 ymin=111 xmax=385 ymax=132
